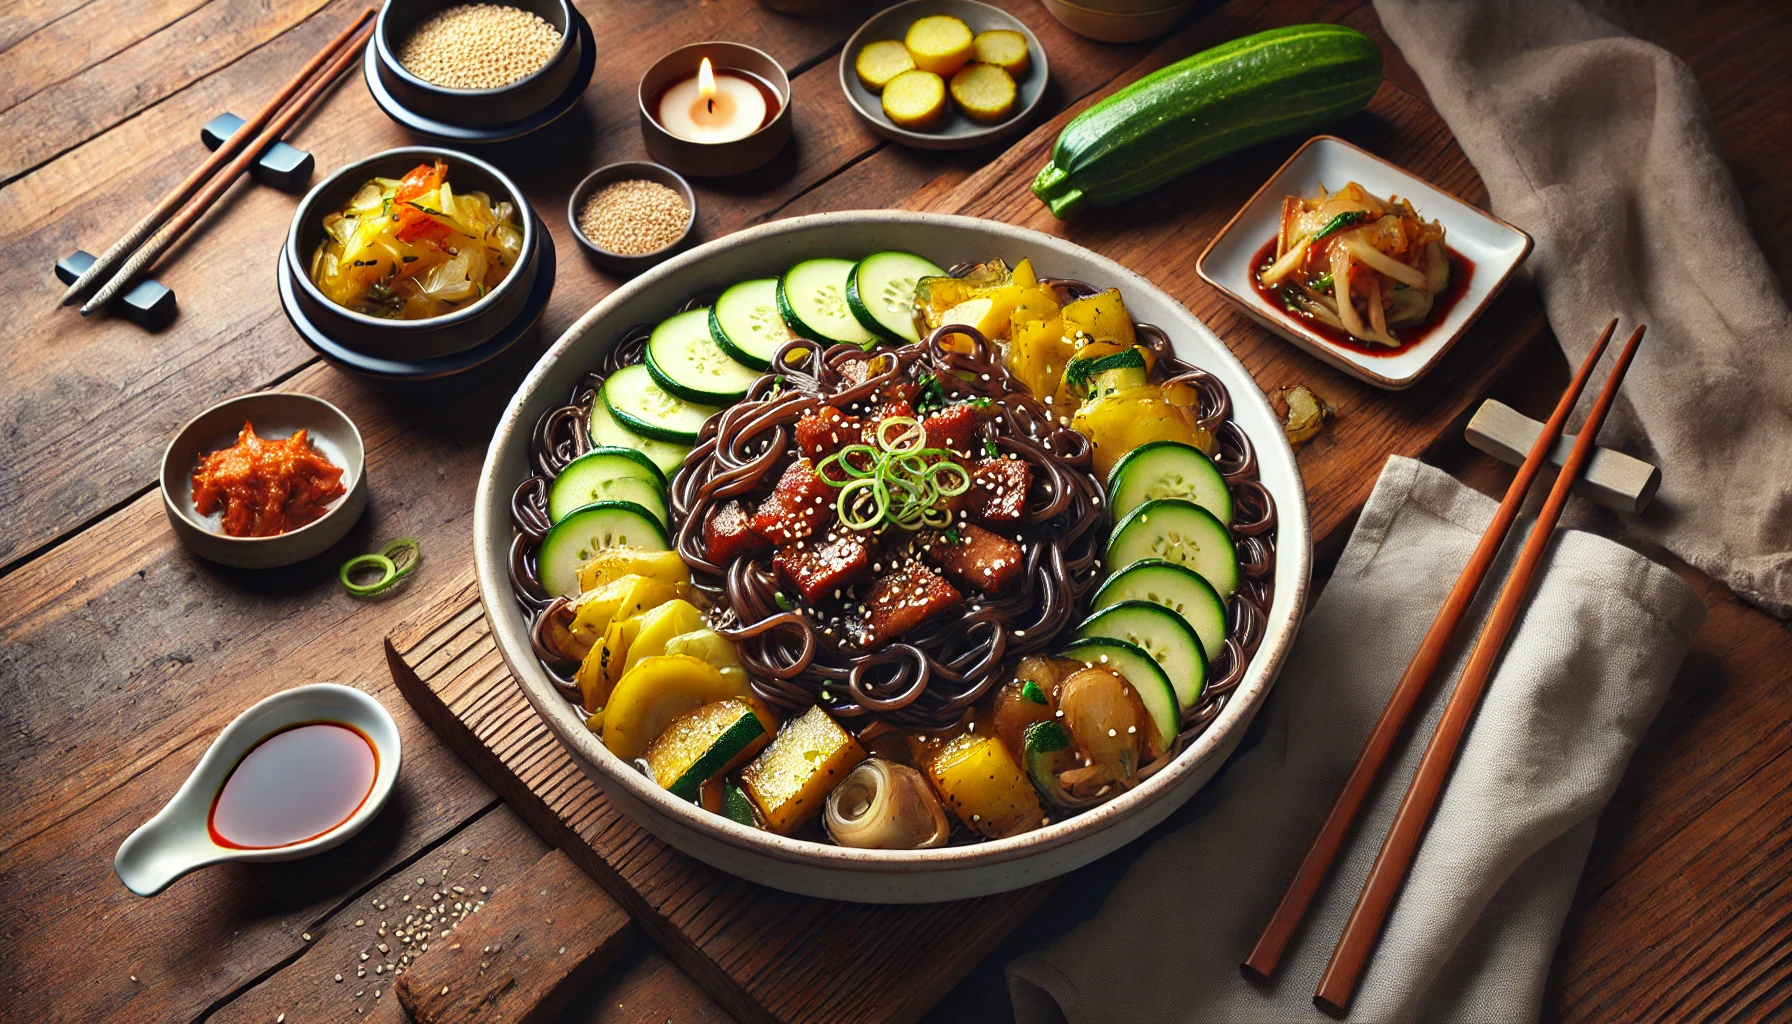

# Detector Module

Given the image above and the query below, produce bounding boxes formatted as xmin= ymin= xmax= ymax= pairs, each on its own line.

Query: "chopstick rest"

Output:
xmin=200 ymin=112 xmax=315 ymax=193
xmin=53 ymin=251 xmax=176 ymax=331
xmin=1466 ymin=399 xmax=1660 ymax=515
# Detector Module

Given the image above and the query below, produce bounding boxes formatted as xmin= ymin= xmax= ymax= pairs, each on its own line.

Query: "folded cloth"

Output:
xmin=1008 ymin=457 xmax=1704 ymax=1024
xmin=1370 ymin=0 xmax=1792 ymax=617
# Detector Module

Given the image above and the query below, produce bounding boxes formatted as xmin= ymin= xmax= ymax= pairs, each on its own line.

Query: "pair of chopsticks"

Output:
xmin=62 ymin=8 xmax=375 ymax=316
xmin=1242 ymin=318 xmax=1647 ymax=1016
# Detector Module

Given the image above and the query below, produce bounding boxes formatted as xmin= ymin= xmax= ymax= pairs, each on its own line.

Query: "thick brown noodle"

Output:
xmin=508 ymin=276 xmax=1276 ymax=768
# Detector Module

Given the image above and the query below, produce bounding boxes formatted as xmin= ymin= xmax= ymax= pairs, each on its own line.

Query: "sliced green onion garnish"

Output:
xmin=380 ymin=537 xmax=422 ymax=578
xmin=340 ymin=554 xmax=398 ymax=597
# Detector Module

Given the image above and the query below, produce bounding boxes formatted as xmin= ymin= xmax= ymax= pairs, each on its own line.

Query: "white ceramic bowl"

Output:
xmin=114 ymin=684 xmax=402 ymax=896
xmin=475 ymin=212 xmax=1312 ymax=902
xmin=1198 ymin=135 xmax=1533 ymax=390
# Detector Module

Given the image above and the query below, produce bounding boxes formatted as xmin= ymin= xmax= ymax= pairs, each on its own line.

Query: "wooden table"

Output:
xmin=2 ymin=1 xmax=1787 ymax=1021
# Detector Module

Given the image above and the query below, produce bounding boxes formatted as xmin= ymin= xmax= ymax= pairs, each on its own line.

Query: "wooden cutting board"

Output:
xmin=386 ymin=572 xmax=1052 ymax=1024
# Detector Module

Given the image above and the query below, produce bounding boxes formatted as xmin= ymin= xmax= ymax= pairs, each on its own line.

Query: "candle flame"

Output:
xmin=698 ymin=57 xmax=716 ymax=100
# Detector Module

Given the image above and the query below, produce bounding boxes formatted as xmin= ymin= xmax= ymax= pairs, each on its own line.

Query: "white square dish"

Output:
xmin=1197 ymin=135 xmax=1532 ymax=390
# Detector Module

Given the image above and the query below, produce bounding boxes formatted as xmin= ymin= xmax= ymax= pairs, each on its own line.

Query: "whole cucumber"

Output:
xmin=1032 ymin=25 xmax=1383 ymax=218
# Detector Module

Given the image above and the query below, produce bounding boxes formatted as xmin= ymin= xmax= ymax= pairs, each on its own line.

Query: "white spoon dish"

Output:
xmin=113 ymin=683 xmax=401 ymax=897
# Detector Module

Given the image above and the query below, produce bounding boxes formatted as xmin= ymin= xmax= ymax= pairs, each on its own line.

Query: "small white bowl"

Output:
xmin=1197 ymin=135 xmax=1533 ymax=390
xmin=114 ymin=684 xmax=402 ymax=896
xmin=839 ymin=0 xmax=1050 ymax=151
xmin=160 ymin=392 xmax=367 ymax=568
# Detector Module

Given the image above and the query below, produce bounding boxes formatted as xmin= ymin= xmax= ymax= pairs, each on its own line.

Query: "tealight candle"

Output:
xmin=638 ymin=42 xmax=792 ymax=177
xmin=657 ymin=58 xmax=770 ymax=144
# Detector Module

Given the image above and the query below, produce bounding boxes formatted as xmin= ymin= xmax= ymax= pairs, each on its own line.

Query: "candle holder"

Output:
xmin=638 ymin=42 xmax=791 ymax=177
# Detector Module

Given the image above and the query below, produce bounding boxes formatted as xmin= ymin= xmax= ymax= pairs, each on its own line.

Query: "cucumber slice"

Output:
xmin=588 ymin=399 xmax=690 ymax=479
xmin=1057 ymin=638 xmax=1180 ymax=753
xmin=1092 ymin=559 xmax=1227 ymax=662
xmin=537 ymin=500 xmax=670 ymax=597
xmin=778 ymin=258 xmax=878 ymax=348
xmin=549 ymin=448 xmax=670 ymax=527
xmin=1107 ymin=440 xmax=1234 ymax=525
xmin=847 ymin=250 xmax=945 ymax=343
xmin=710 ymin=279 xmax=792 ymax=370
xmin=645 ymin=307 xmax=762 ymax=404
xmin=645 ymin=699 xmax=769 ymax=801
xmin=1106 ymin=498 xmax=1239 ymax=598
xmin=1075 ymin=600 xmax=1207 ymax=709
xmin=602 ymin=363 xmax=721 ymax=444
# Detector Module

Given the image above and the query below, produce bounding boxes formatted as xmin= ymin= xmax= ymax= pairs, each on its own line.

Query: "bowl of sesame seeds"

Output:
xmin=371 ymin=0 xmax=586 ymax=131
xmin=568 ymin=162 xmax=698 ymax=273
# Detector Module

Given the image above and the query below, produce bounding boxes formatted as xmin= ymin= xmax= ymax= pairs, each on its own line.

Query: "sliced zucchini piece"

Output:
xmin=1107 ymin=440 xmax=1234 ymax=525
xmin=723 ymin=782 xmax=761 ymax=827
xmin=644 ymin=698 xmax=772 ymax=800
xmin=537 ymin=500 xmax=670 ymax=597
xmin=588 ymin=397 xmax=690 ymax=480
xmin=709 ymin=278 xmax=791 ymax=370
xmin=1075 ymin=600 xmax=1208 ymax=709
xmin=1091 ymin=559 xmax=1227 ymax=662
xmin=1106 ymin=498 xmax=1239 ymax=598
xmin=602 ymin=654 xmax=749 ymax=762
xmin=847 ymin=250 xmax=945 ymax=343
xmin=1058 ymin=637 xmax=1180 ymax=755
xmin=778 ymin=258 xmax=878 ymax=348
xmin=645 ymin=307 xmax=762 ymax=404
xmin=1064 ymin=348 xmax=1146 ymax=394
xmin=602 ymin=363 xmax=720 ymax=445
xmin=1022 ymin=720 xmax=1101 ymax=811
xmin=549 ymin=447 xmax=669 ymax=526
xmin=740 ymin=704 xmax=868 ymax=834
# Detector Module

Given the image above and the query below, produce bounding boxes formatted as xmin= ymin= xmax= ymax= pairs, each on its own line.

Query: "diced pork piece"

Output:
xmin=922 ymin=524 xmax=1024 ymax=595
xmin=773 ymin=533 xmax=871 ymax=604
xmin=752 ymin=459 xmax=835 ymax=545
xmin=795 ymin=406 xmax=861 ymax=460
xmin=703 ymin=500 xmax=769 ymax=564
xmin=968 ymin=457 xmax=1031 ymax=523
xmin=857 ymin=563 xmax=965 ymax=647
xmin=922 ymin=404 xmax=978 ymax=458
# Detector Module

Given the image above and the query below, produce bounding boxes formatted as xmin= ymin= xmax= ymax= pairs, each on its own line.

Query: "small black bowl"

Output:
xmin=284 ymin=146 xmax=538 ymax=360
xmin=373 ymin=0 xmax=579 ymax=127
xmin=566 ymin=162 xmax=697 ymax=274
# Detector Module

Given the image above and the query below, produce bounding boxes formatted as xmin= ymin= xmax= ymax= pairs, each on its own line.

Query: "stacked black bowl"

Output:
xmin=278 ymin=147 xmax=557 ymax=386
xmin=364 ymin=0 xmax=596 ymax=142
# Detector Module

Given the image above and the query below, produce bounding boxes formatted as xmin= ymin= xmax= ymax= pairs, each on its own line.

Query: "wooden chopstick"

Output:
xmin=59 ymin=7 xmax=373 ymax=307
xmin=1241 ymin=317 xmax=1621 ymax=984
xmin=79 ymin=19 xmax=373 ymax=317
xmin=1312 ymin=323 xmax=1649 ymax=1017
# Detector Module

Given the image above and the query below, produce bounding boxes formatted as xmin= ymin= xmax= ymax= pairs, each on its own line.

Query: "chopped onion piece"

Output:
xmin=1341 ymin=231 xmax=1429 ymax=290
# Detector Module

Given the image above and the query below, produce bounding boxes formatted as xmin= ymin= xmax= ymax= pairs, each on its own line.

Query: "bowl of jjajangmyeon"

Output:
xmin=474 ymin=211 xmax=1311 ymax=902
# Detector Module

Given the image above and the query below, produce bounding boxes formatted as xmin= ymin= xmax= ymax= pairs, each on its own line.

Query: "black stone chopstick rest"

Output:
xmin=200 ymin=112 xmax=315 ymax=193
xmin=55 ymin=251 xmax=177 ymax=331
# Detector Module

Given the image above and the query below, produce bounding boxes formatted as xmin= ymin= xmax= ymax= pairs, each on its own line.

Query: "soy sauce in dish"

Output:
xmin=208 ymin=722 xmax=378 ymax=849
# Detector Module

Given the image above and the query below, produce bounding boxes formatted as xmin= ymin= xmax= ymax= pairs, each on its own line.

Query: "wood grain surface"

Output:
xmin=0 ymin=0 xmax=1787 ymax=1022
xmin=385 ymin=576 xmax=1052 ymax=1024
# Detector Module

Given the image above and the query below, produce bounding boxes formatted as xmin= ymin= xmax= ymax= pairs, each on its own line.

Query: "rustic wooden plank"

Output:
xmin=202 ymin=803 xmax=554 ymax=1024
xmin=560 ymin=946 xmax=737 ymax=1024
xmin=395 ymin=848 xmax=637 ymax=1024
xmin=0 ymin=0 xmax=338 ymax=182
xmin=0 ymin=0 xmax=209 ymax=113
xmin=387 ymin=581 xmax=1055 ymax=1024
xmin=0 ymin=0 xmax=868 ymax=571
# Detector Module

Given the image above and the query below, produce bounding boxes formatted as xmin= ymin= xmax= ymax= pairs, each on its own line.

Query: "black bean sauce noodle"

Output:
xmin=508 ymin=274 xmax=1276 ymax=772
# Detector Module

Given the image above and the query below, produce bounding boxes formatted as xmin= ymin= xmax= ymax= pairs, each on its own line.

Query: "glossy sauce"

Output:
xmin=209 ymin=722 xmax=377 ymax=849
xmin=1248 ymin=237 xmax=1475 ymax=356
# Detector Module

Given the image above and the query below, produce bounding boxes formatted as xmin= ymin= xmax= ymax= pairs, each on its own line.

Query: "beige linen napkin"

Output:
xmin=1371 ymin=0 xmax=1792 ymax=617
xmin=1007 ymin=456 xmax=1704 ymax=1023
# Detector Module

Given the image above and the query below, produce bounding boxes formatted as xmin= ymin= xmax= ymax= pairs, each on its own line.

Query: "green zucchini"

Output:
xmin=1031 ymin=25 xmax=1382 ymax=218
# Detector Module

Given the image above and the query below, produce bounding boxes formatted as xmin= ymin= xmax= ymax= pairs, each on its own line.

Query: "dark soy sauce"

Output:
xmin=209 ymin=722 xmax=378 ymax=849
